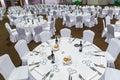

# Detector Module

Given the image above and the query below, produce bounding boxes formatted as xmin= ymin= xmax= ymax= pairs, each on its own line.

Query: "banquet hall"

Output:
xmin=0 ymin=0 xmax=120 ymax=80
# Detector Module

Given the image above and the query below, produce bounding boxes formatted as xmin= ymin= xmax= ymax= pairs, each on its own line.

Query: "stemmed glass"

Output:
xmin=67 ymin=67 xmax=77 ymax=75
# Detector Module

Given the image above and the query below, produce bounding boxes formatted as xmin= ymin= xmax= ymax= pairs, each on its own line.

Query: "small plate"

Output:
xmin=74 ymin=44 xmax=80 ymax=47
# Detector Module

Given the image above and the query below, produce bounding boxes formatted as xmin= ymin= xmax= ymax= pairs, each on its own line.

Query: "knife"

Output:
xmin=94 ymin=63 xmax=105 ymax=68
xmin=41 ymin=71 xmax=51 ymax=80
xmin=29 ymin=62 xmax=40 ymax=66
xmin=78 ymin=74 xmax=85 ymax=80
xmin=92 ymin=54 xmax=105 ymax=57
xmin=89 ymin=67 xmax=102 ymax=75
xmin=70 ymin=38 xmax=76 ymax=43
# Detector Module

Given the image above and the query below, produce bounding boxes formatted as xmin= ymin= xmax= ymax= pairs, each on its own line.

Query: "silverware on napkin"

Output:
xmin=30 ymin=64 xmax=40 ymax=71
xmin=42 ymin=71 xmax=51 ymax=80
xmin=89 ymin=66 xmax=102 ymax=75
xmin=29 ymin=62 xmax=40 ymax=66
xmin=78 ymin=74 xmax=85 ymax=80
xmin=94 ymin=63 xmax=105 ymax=68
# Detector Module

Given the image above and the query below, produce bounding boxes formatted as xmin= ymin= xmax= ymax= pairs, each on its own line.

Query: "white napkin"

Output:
xmin=86 ymin=72 xmax=98 ymax=80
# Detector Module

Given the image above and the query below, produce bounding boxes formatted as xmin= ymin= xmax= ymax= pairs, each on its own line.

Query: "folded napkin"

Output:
xmin=86 ymin=72 xmax=98 ymax=80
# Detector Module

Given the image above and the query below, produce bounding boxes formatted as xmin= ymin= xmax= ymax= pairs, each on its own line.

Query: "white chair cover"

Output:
xmin=102 ymin=19 xmax=107 ymax=38
xmin=105 ymin=68 xmax=120 ymax=80
xmin=105 ymin=38 xmax=120 ymax=68
xmin=40 ymin=31 xmax=51 ymax=43
xmin=84 ymin=15 xmax=96 ymax=28
xmin=83 ymin=30 xmax=95 ymax=43
xmin=65 ymin=15 xmax=74 ymax=27
xmin=32 ymin=26 xmax=43 ymax=43
xmin=5 ymin=23 xmax=18 ymax=43
xmin=15 ymin=40 xmax=30 ymax=65
xmin=16 ymin=27 xmax=32 ymax=43
xmin=43 ymin=21 xmax=56 ymax=36
xmin=0 ymin=54 xmax=28 ymax=80
xmin=105 ymin=16 xmax=111 ymax=26
xmin=60 ymin=28 xmax=71 ymax=37
xmin=75 ymin=16 xmax=83 ymax=28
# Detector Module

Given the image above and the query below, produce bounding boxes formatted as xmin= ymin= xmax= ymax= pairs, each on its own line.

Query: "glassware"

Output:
xmin=67 ymin=67 xmax=77 ymax=75
xmin=79 ymin=41 xmax=82 ymax=52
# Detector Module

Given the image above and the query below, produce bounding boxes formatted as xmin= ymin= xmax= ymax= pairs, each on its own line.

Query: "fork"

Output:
xmin=78 ymin=74 xmax=85 ymax=80
xmin=49 ymin=73 xmax=54 ymax=80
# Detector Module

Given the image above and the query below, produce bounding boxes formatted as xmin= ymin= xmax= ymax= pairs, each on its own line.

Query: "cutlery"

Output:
xmin=78 ymin=74 xmax=85 ymax=80
xmin=92 ymin=54 xmax=105 ymax=57
xmin=94 ymin=63 xmax=105 ymax=68
xmin=93 ymin=51 xmax=103 ymax=53
xmin=42 ymin=71 xmax=51 ymax=80
xmin=68 ymin=74 xmax=72 ymax=80
xmin=83 ymin=44 xmax=92 ymax=47
xmin=68 ymin=74 xmax=71 ymax=80
xmin=34 ymin=69 xmax=43 ymax=76
xmin=89 ymin=66 xmax=102 ymax=75
xmin=29 ymin=62 xmax=40 ymax=66
xmin=70 ymin=75 xmax=72 ymax=80
xmin=46 ymin=41 xmax=51 ymax=46
xmin=30 ymin=64 xmax=40 ymax=71
xmin=49 ymin=73 xmax=54 ymax=80
xmin=70 ymin=38 xmax=76 ymax=43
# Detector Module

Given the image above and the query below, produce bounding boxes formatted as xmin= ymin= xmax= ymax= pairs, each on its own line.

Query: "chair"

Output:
xmin=75 ymin=16 xmax=83 ymax=28
xmin=5 ymin=22 xmax=18 ymax=43
xmin=98 ymin=9 xmax=106 ymax=18
xmin=52 ymin=11 xmax=58 ymax=19
xmin=105 ymin=16 xmax=111 ymax=27
xmin=16 ymin=27 xmax=32 ymax=43
xmin=32 ymin=26 xmax=43 ymax=43
xmin=107 ymin=9 xmax=113 ymax=19
xmin=39 ymin=31 xmax=51 ymax=43
xmin=65 ymin=15 xmax=75 ymax=27
xmin=60 ymin=28 xmax=71 ymax=37
xmin=105 ymin=38 xmax=120 ymax=68
xmin=102 ymin=19 xmax=107 ymax=38
xmin=83 ymin=30 xmax=95 ymax=43
xmin=105 ymin=68 xmax=120 ymax=80
xmin=0 ymin=54 xmax=28 ymax=80
xmin=43 ymin=21 xmax=56 ymax=36
xmin=105 ymin=24 xmax=120 ymax=43
xmin=15 ymin=40 xmax=31 ymax=65
xmin=38 ymin=15 xmax=43 ymax=22
xmin=84 ymin=15 xmax=96 ymax=28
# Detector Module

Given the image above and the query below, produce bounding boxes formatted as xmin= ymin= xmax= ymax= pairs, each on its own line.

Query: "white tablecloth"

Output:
xmin=16 ymin=19 xmax=47 ymax=32
xmin=28 ymin=38 xmax=106 ymax=80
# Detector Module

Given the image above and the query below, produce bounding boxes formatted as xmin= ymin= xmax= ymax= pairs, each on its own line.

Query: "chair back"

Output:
xmin=103 ymin=19 xmax=106 ymax=30
xmin=34 ymin=26 xmax=43 ymax=35
xmin=107 ymin=24 xmax=114 ymax=38
xmin=40 ymin=31 xmax=51 ymax=42
xmin=83 ymin=30 xmax=95 ymax=43
xmin=16 ymin=27 xmax=26 ymax=36
xmin=65 ymin=15 xmax=70 ymax=22
xmin=0 ymin=54 xmax=15 ymax=79
xmin=60 ymin=28 xmax=71 ymax=37
xmin=76 ymin=16 xmax=83 ymax=23
xmin=15 ymin=40 xmax=30 ymax=58
xmin=106 ymin=38 xmax=120 ymax=59
xmin=5 ymin=23 xmax=12 ymax=35
xmin=105 ymin=16 xmax=111 ymax=26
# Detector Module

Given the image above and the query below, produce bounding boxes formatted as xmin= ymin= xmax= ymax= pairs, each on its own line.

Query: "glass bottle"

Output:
xmin=51 ymin=50 xmax=55 ymax=63
xmin=79 ymin=41 xmax=82 ymax=52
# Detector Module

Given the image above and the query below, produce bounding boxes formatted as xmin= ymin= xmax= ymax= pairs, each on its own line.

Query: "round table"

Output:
xmin=16 ymin=19 xmax=47 ymax=33
xmin=28 ymin=37 xmax=106 ymax=80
